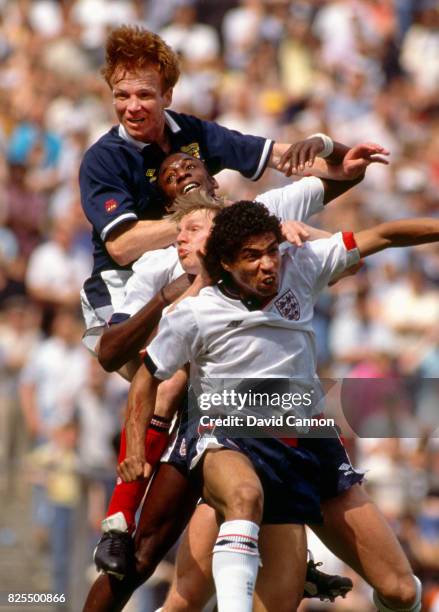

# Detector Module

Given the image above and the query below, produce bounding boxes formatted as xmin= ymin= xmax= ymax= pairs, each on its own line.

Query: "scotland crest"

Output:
xmin=274 ymin=289 xmax=300 ymax=321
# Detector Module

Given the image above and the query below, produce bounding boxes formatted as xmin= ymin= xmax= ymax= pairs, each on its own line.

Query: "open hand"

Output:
xmin=281 ymin=221 xmax=311 ymax=246
xmin=342 ymin=143 xmax=389 ymax=180
xmin=277 ymin=137 xmax=325 ymax=176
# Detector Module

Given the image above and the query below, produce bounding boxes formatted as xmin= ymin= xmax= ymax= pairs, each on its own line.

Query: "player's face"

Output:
xmin=223 ymin=232 xmax=281 ymax=301
xmin=158 ymin=154 xmax=218 ymax=201
xmin=111 ymin=66 xmax=172 ymax=143
xmin=176 ymin=210 xmax=213 ymax=274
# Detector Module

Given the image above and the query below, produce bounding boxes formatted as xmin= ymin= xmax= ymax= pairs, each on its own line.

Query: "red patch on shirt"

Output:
xmin=105 ymin=199 xmax=118 ymax=213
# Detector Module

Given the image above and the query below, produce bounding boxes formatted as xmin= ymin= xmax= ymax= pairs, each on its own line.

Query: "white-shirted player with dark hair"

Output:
xmin=118 ymin=199 xmax=436 ymax=611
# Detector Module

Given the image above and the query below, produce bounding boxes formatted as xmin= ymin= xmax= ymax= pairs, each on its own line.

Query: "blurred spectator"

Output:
xmin=400 ymin=3 xmax=439 ymax=95
xmin=0 ymin=296 xmax=41 ymax=491
xmin=160 ymin=0 xmax=220 ymax=67
xmin=27 ymin=419 xmax=81 ymax=603
xmin=19 ymin=308 xmax=87 ymax=443
xmin=377 ymin=259 xmax=439 ymax=353
xmin=18 ymin=307 xmax=86 ymax=578
xmin=25 ymin=215 xmax=91 ymax=315
xmin=3 ymin=162 xmax=47 ymax=260
xmin=76 ymin=358 xmax=125 ymax=520
xmin=161 ymin=0 xmax=221 ymax=117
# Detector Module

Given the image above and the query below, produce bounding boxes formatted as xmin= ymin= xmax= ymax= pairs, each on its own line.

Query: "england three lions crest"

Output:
xmin=274 ymin=289 xmax=300 ymax=321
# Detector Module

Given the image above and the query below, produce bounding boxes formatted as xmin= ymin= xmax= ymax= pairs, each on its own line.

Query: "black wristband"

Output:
xmin=150 ymin=415 xmax=172 ymax=431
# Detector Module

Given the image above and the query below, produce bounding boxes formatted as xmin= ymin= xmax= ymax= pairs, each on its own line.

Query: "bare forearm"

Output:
xmin=98 ymin=293 xmax=167 ymax=371
xmin=106 ymin=218 xmax=178 ymax=266
xmin=125 ymin=366 xmax=158 ymax=458
xmin=166 ymin=275 xmax=206 ymax=312
xmin=356 ymin=218 xmax=439 ymax=257
xmin=98 ymin=274 xmax=191 ymax=371
xmin=269 ymin=142 xmax=328 ymax=175
xmin=325 ymin=141 xmax=350 ymax=164
xmin=269 ymin=142 xmax=349 ymax=179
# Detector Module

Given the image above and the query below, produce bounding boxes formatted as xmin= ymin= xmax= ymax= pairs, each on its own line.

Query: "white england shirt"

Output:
xmin=115 ymin=246 xmax=184 ymax=318
xmin=145 ymin=232 xmax=360 ymax=382
xmin=255 ymin=176 xmax=324 ymax=221
xmin=115 ymin=177 xmax=325 ymax=318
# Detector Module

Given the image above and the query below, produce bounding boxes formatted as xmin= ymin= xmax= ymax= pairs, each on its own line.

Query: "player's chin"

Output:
xmin=258 ymin=279 xmax=278 ymax=296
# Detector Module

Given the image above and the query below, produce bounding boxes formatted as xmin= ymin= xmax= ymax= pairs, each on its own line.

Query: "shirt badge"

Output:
xmin=145 ymin=168 xmax=157 ymax=182
xmin=105 ymin=199 xmax=118 ymax=213
xmin=274 ymin=289 xmax=300 ymax=321
xmin=180 ymin=142 xmax=201 ymax=159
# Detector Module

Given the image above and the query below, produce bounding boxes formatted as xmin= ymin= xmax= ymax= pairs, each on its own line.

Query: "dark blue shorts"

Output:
xmin=163 ymin=416 xmax=364 ymax=525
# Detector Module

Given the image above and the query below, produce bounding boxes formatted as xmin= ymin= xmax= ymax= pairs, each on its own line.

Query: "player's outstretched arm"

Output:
xmin=269 ymin=139 xmax=389 ymax=186
xmin=105 ymin=218 xmax=178 ymax=266
xmin=98 ymin=274 xmax=191 ymax=373
xmin=321 ymin=142 xmax=389 ymax=204
xmin=118 ymin=364 xmax=160 ymax=482
xmin=355 ymin=218 xmax=439 ymax=258
xmin=269 ymin=137 xmax=350 ymax=176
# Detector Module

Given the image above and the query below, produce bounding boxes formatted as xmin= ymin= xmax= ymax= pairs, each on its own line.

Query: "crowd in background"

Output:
xmin=0 ymin=0 xmax=438 ymax=610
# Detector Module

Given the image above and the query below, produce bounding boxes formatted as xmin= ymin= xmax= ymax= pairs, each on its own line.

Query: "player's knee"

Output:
xmin=228 ymin=482 xmax=263 ymax=522
xmin=257 ymin=593 xmax=299 ymax=612
xmin=133 ymin=539 xmax=160 ymax=581
xmin=163 ymin=585 xmax=207 ymax=612
xmin=374 ymin=574 xmax=421 ymax=611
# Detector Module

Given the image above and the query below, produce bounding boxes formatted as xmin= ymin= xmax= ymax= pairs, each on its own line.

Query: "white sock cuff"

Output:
xmin=214 ymin=520 xmax=260 ymax=556
xmin=373 ymin=575 xmax=422 ymax=612
xmin=218 ymin=520 xmax=259 ymax=539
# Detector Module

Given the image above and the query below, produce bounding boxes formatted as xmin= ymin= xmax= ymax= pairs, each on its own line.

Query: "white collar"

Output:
xmin=118 ymin=110 xmax=181 ymax=151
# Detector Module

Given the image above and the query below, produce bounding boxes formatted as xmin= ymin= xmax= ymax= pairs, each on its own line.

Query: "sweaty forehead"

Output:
xmin=181 ymin=208 xmax=214 ymax=227
xmin=111 ymin=65 xmax=161 ymax=85
xmin=240 ymin=232 xmax=278 ymax=251
xmin=159 ymin=154 xmax=201 ymax=175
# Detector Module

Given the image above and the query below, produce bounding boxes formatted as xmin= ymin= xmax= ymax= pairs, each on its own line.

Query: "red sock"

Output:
xmin=106 ymin=428 xmax=148 ymax=533
xmin=105 ymin=421 xmax=171 ymax=533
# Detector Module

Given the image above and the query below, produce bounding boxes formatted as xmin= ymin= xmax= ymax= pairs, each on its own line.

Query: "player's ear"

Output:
xmin=163 ymin=88 xmax=173 ymax=107
xmin=221 ymin=260 xmax=231 ymax=272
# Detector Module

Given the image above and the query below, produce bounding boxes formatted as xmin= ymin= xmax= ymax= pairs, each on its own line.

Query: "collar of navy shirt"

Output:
xmin=118 ymin=111 xmax=182 ymax=151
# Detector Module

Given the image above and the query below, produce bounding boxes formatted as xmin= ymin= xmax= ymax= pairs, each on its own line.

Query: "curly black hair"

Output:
xmin=203 ymin=201 xmax=283 ymax=282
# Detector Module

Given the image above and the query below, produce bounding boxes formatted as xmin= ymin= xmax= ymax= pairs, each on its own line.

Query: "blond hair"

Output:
xmin=168 ymin=190 xmax=226 ymax=223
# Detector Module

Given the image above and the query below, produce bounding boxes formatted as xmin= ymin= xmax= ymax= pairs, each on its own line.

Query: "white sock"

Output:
xmin=373 ymin=575 xmax=422 ymax=612
xmin=212 ymin=519 xmax=260 ymax=612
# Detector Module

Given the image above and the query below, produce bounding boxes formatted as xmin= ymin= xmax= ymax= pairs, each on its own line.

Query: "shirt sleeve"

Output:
xmin=79 ymin=146 xmax=140 ymax=242
xmin=143 ymin=300 xmax=201 ymax=380
xmin=256 ymin=177 xmax=324 ymax=223
xmin=195 ymin=116 xmax=273 ymax=180
xmin=298 ymin=232 xmax=361 ymax=298
xmin=113 ymin=250 xmax=175 ymax=318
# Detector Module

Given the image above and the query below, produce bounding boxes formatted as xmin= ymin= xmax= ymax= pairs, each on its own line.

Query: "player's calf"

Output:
xmin=374 ymin=574 xmax=422 ymax=612
xmin=202 ymin=449 xmax=264 ymax=612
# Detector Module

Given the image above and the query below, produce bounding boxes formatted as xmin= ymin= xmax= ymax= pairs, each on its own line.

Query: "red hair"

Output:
xmin=103 ymin=25 xmax=180 ymax=91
